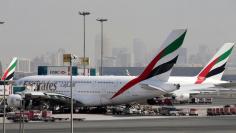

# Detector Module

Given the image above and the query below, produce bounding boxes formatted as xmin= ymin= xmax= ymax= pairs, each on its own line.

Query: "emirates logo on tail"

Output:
xmin=1 ymin=57 xmax=17 ymax=81
xmin=195 ymin=43 xmax=234 ymax=84
xmin=111 ymin=29 xmax=187 ymax=99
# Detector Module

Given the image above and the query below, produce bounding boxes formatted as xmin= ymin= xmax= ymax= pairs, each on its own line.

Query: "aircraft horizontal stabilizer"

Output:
xmin=140 ymin=84 xmax=168 ymax=94
xmin=214 ymin=82 xmax=236 ymax=88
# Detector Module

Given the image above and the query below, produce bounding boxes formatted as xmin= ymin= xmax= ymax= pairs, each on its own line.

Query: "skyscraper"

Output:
xmin=94 ymin=34 xmax=112 ymax=68
xmin=112 ymin=47 xmax=131 ymax=67
xmin=16 ymin=58 xmax=31 ymax=73
xmin=0 ymin=61 xmax=2 ymax=77
xmin=188 ymin=45 xmax=211 ymax=65
xmin=56 ymin=48 xmax=66 ymax=66
xmin=132 ymin=38 xmax=147 ymax=67
xmin=177 ymin=48 xmax=187 ymax=65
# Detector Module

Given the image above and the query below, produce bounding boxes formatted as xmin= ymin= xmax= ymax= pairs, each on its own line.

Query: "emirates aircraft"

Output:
xmin=0 ymin=57 xmax=17 ymax=95
xmin=10 ymin=29 xmax=187 ymax=106
xmin=168 ymin=43 xmax=235 ymax=101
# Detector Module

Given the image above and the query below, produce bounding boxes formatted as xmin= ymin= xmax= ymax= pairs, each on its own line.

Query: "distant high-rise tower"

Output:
xmin=16 ymin=58 xmax=31 ymax=73
xmin=228 ymin=47 xmax=236 ymax=67
xmin=31 ymin=56 xmax=50 ymax=73
xmin=56 ymin=48 xmax=66 ymax=66
xmin=177 ymin=48 xmax=187 ymax=64
xmin=112 ymin=47 xmax=131 ymax=67
xmin=0 ymin=61 xmax=2 ymax=77
xmin=188 ymin=45 xmax=211 ymax=66
xmin=49 ymin=53 xmax=57 ymax=66
xmin=94 ymin=35 xmax=112 ymax=68
xmin=132 ymin=38 xmax=147 ymax=67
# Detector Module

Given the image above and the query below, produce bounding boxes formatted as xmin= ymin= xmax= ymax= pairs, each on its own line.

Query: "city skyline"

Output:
xmin=1 ymin=0 xmax=236 ymax=69
xmin=3 ymin=42 xmax=235 ymax=74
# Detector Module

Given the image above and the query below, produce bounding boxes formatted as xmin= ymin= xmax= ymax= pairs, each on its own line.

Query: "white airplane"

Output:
xmin=10 ymin=29 xmax=187 ymax=106
xmin=0 ymin=57 xmax=17 ymax=95
xmin=168 ymin=43 xmax=235 ymax=101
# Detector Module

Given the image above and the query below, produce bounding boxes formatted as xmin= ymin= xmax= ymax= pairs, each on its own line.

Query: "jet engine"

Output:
xmin=7 ymin=94 xmax=23 ymax=108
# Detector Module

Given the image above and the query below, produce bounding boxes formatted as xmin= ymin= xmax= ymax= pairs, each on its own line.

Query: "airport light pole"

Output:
xmin=70 ymin=56 xmax=73 ymax=133
xmin=3 ymin=80 xmax=6 ymax=133
xmin=20 ymin=94 xmax=25 ymax=133
xmin=96 ymin=18 xmax=107 ymax=76
xmin=69 ymin=54 xmax=77 ymax=133
xmin=1 ymin=21 xmax=6 ymax=133
xmin=1 ymin=80 xmax=13 ymax=133
xmin=79 ymin=11 xmax=90 ymax=76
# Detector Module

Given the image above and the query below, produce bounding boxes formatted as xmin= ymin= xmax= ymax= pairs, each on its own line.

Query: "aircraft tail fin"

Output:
xmin=195 ymin=43 xmax=235 ymax=84
xmin=111 ymin=29 xmax=187 ymax=99
xmin=141 ymin=29 xmax=187 ymax=82
xmin=1 ymin=57 xmax=18 ymax=81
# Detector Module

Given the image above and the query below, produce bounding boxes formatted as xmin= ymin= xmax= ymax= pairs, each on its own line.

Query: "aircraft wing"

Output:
xmin=18 ymin=91 xmax=69 ymax=98
xmin=16 ymin=91 xmax=68 ymax=99
xmin=45 ymin=92 xmax=70 ymax=98
xmin=44 ymin=93 xmax=83 ymax=105
xmin=17 ymin=91 xmax=83 ymax=105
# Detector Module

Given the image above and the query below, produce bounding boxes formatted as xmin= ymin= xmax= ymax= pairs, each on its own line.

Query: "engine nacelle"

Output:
xmin=174 ymin=93 xmax=190 ymax=102
xmin=7 ymin=94 xmax=22 ymax=108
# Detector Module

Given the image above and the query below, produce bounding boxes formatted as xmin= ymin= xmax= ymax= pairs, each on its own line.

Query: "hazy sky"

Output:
xmin=1 ymin=0 xmax=236 ymax=67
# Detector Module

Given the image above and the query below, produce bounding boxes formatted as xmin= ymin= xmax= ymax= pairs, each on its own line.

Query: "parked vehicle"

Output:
xmin=198 ymin=98 xmax=206 ymax=104
xmin=12 ymin=111 xmax=29 ymax=122
xmin=124 ymin=107 xmax=141 ymax=115
xmin=230 ymin=107 xmax=236 ymax=114
xmin=207 ymin=108 xmax=214 ymax=116
xmin=159 ymin=106 xmax=182 ymax=116
xmin=29 ymin=110 xmax=42 ymax=120
xmin=189 ymin=108 xmax=198 ymax=116
xmin=224 ymin=105 xmax=231 ymax=115
xmin=112 ymin=105 xmax=126 ymax=115
xmin=205 ymin=98 xmax=213 ymax=104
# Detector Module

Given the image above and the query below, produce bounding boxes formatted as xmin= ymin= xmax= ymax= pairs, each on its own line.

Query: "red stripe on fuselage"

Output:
xmin=111 ymin=50 xmax=164 ymax=99
xmin=195 ymin=57 xmax=219 ymax=84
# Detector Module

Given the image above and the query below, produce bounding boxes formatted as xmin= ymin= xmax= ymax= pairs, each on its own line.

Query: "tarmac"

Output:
xmin=0 ymin=104 xmax=222 ymax=122
xmin=2 ymin=116 xmax=236 ymax=133
xmin=1 ymin=97 xmax=236 ymax=133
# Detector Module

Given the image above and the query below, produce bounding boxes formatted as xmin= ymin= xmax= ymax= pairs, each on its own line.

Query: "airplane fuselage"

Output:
xmin=16 ymin=75 xmax=175 ymax=106
xmin=168 ymin=76 xmax=228 ymax=85
xmin=168 ymin=76 xmax=229 ymax=100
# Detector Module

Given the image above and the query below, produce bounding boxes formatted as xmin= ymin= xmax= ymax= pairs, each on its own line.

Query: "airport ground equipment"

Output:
xmin=189 ymin=108 xmax=198 ymax=116
xmin=7 ymin=110 xmax=64 ymax=122
xmin=207 ymin=105 xmax=236 ymax=116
